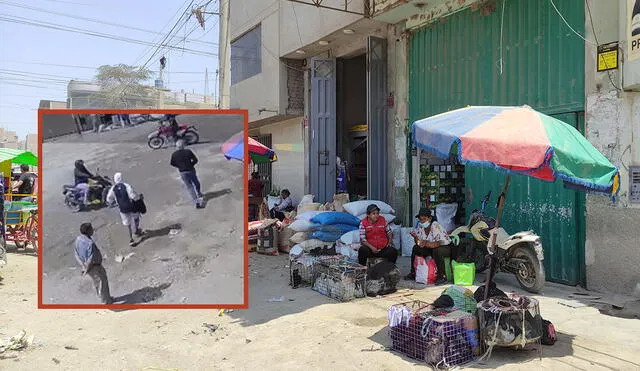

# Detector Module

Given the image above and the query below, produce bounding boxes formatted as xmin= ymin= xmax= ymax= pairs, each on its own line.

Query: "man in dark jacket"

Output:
xmin=164 ymin=114 xmax=180 ymax=142
xmin=170 ymin=140 xmax=203 ymax=208
xmin=106 ymin=172 xmax=143 ymax=246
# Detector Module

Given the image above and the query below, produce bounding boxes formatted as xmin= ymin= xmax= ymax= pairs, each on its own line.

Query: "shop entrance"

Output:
xmin=309 ymin=36 xmax=388 ymax=204
xmin=336 ymin=54 xmax=367 ymax=198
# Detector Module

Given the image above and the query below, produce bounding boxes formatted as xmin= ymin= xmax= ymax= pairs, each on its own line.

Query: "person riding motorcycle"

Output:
xmin=164 ymin=114 xmax=180 ymax=142
xmin=73 ymin=160 xmax=96 ymax=205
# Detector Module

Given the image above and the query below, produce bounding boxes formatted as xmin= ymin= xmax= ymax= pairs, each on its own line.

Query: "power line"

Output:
xmin=0 ymin=14 xmax=218 ymax=57
xmin=139 ymin=0 xmax=197 ymax=70
xmin=584 ymin=0 xmax=622 ymax=91
xmin=0 ymin=60 xmax=213 ymax=74
xmin=0 ymin=1 xmax=219 ymax=47
xmin=130 ymin=0 xmax=194 ymax=67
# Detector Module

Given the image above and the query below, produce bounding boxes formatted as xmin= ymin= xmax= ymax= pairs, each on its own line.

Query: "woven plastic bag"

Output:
xmin=452 ymin=260 xmax=476 ymax=286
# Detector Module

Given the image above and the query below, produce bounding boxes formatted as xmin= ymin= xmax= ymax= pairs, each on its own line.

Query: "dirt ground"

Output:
xmin=41 ymin=114 xmax=244 ymax=305
xmin=2 ymin=251 xmax=640 ymax=370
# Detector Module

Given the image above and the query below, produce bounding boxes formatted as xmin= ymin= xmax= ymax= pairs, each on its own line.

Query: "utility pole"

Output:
xmin=218 ymin=0 xmax=231 ymax=108
xmin=205 ymin=68 xmax=209 ymax=97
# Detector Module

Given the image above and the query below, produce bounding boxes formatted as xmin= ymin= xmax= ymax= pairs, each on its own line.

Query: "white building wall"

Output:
xmin=230 ymin=1 xmax=282 ymax=123
xmin=279 ymin=1 xmax=362 ymax=56
xmin=584 ymin=0 xmax=640 ymax=297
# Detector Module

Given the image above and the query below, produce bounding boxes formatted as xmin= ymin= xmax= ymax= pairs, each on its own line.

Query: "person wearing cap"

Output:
xmin=405 ymin=208 xmax=455 ymax=284
xmin=358 ymin=204 xmax=397 ymax=266
xmin=170 ymin=139 xmax=204 ymax=208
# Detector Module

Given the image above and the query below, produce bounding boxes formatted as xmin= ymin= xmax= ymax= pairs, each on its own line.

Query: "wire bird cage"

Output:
xmin=312 ymin=258 xmax=367 ymax=302
xmin=477 ymin=294 xmax=543 ymax=351
xmin=388 ymin=301 xmax=480 ymax=368
xmin=289 ymin=254 xmax=341 ymax=289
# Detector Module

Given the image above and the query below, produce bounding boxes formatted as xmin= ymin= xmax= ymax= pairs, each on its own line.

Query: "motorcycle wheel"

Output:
xmin=64 ymin=196 xmax=82 ymax=213
xmin=148 ymin=136 xmax=164 ymax=149
xmin=511 ymin=244 xmax=546 ymax=293
xmin=182 ymin=130 xmax=199 ymax=145
xmin=473 ymin=245 xmax=489 ymax=273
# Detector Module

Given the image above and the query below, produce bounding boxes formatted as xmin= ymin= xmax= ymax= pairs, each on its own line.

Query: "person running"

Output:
xmin=106 ymin=172 xmax=143 ymax=246
xmin=74 ymin=222 xmax=113 ymax=304
xmin=170 ymin=140 xmax=204 ymax=208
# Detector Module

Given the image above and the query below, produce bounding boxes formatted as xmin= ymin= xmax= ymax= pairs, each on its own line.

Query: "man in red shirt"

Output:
xmin=248 ymin=172 xmax=264 ymax=197
xmin=358 ymin=204 xmax=398 ymax=266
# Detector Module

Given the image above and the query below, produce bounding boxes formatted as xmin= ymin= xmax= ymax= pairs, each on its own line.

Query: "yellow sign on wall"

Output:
xmin=597 ymin=43 xmax=619 ymax=71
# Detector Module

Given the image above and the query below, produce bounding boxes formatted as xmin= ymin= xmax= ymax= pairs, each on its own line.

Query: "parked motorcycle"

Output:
xmin=62 ymin=168 xmax=113 ymax=212
xmin=147 ymin=118 xmax=199 ymax=149
xmin=449 ymin=191 xmax=546 ymax=293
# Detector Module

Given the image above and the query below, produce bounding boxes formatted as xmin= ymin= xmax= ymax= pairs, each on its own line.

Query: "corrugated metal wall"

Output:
xmin=409 ymin=0 xmax=586 ymax=285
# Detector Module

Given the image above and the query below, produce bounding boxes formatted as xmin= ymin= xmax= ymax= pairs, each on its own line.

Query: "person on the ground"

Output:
xmin=170 ymin=140 xmax=204 ymax=208
xmin=106 ymin=172 xmax=143 ymax=246
xmin=404 ymin=208 xmax=457 ymax=285
xmin=164 ymin=114 xmax=180 ymax=142
xmin=357 ymin=204 xmax=397 ymax=266
xmin=74 ymin=222 xmax=113 ymax=304
xmin=248 ymin=172 xmax=264 ymax=198
xmin=270 ymin=189 xmax=293 ymax=221
xmin=12 ymin=164 xmax=35 ymax=201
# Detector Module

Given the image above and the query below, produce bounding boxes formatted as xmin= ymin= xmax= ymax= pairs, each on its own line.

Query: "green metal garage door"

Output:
xmin=408 ymin=0 xmax=586 ymax=285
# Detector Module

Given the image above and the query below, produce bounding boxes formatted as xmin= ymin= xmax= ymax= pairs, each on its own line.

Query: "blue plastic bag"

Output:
xmin=309 ymin=230 xmax=343 ymax=242
xmin=316 ymin=223 xmax=358 ymax=234
xmin=310 ymin=211 xmax=360 ymax=227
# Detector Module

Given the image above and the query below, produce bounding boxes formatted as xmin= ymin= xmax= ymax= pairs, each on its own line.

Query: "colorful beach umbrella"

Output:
xmin=222 ymin=132 xmax=277 ymax=163
xmin=412 ymin=105 xmax=619 ymax=196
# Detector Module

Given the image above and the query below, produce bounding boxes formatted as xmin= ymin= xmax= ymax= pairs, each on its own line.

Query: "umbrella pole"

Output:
xmin=484 ymin=175 xmax=511 ymax=301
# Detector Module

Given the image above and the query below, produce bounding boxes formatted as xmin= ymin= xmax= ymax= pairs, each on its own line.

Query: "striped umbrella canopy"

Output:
xmin=412 ymin=105 xmax=620 ymax=196
xmin=222 ymin=132 xmax=277 ymax=163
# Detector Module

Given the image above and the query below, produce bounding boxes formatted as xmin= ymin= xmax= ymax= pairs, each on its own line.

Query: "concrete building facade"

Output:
xmin=231 ymin=0 xmax=639 ymax=295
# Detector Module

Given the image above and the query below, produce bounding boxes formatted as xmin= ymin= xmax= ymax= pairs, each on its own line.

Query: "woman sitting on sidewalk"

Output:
xmin=405 ymin=208 xmax=458 ymax=285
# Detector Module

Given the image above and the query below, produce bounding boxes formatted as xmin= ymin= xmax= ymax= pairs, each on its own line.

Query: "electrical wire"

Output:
xmin=0 ymin=1 xmax=219 ymax=47
xmin=585 ymin=0 xmax=622 ymax=91
xmin=0 ymin=61 xmax=210 ymax=74
xmin=130 ymin=0 xmax=194 ymax=67
xmin=0 ymin=14 xmax=217 ymax=57
xmin=548 ymin=0 xmax=596 ymax=46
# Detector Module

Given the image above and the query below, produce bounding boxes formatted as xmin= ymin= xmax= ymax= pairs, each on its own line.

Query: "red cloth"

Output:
xmin=248 ymin=179 xmax=264 ymax=197
xmin=361 ymin=216 xmax=389 ymax=250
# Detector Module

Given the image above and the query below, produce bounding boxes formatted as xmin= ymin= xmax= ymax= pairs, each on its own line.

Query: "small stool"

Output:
xmin=367 ymin=257 xmax=386 ymax=269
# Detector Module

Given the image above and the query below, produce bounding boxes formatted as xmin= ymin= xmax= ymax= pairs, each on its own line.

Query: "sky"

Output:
xmin=0 ymin=0 xmax=220 ymax=141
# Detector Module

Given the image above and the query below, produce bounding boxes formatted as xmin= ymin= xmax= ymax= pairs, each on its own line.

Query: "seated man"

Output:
xmin=405 ymin=208 xmax=458 ymax=285
xmin=358 ymin=204 xmax=397 ymax=266
xmin=269 ymin=189 xmax=294 ymax=221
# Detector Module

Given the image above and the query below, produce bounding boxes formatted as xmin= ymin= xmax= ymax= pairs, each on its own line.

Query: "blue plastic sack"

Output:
xmin=310 ymin=211 xmax=360 ymax=227
xmin=316 ymin=223 xmax=358 ymax=234
xmin=309 ymin=230 xmax=343 ymax=242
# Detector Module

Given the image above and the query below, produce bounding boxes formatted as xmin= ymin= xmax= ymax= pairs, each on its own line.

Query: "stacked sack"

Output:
xmin=287 ymin=210 xmax=360 ymax=258
xmin=338 ymin=200 xmax=402 ymax=260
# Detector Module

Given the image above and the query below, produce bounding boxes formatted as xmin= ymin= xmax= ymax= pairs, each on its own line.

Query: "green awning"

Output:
xmin=0 ymin=149 xmax=38 ymax=166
